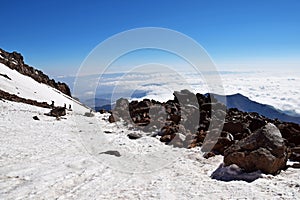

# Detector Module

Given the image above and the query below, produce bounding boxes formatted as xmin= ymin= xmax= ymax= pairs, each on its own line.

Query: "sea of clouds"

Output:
xmin=60 ymin=70 xmax=300 ymax=116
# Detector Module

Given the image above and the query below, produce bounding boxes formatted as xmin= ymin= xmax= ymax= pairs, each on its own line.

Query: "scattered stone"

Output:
xmin=84 ymin=112 xmax=94 ymax=117
xmin=127 ymin=133 xmax=143 ymax=140
xmin=203 ymin=152 xmax=215 ymax=159
xmin=99 ymin=150 xmax=121 ymax=157
xmin=104 ymin=131 xmax=113 ymax=134
xmin=99 ymin=109 xmax=106 ymax=114
xmin=49 ymin=107 xmax=66 ymax=117
xmin=291 ymin=163 xmax=300 ymax=169
xmin=32 ymin=116 xmax=39 ymax=120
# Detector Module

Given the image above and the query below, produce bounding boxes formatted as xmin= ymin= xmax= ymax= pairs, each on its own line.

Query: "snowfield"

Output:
xmin=1 ymin=100 xmax=300 ymax=199
xmin=0 ymin=63 xmax=88 ymax=113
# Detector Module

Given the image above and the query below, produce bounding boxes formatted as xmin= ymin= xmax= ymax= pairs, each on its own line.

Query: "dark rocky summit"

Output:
xmin=0 ymin=48 xmax=71 ymax=96
xmin=108 ymin=89 xmax=300 ymax=174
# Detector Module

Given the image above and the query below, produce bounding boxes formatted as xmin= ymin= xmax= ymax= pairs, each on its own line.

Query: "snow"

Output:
xmin=1 ymin=100 xmax=300 ymax=199
xmin=0 ymin=63 xmax=89 ymax=113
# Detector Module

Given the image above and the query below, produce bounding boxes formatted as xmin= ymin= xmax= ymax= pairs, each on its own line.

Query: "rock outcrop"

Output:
xmin=0 ymin=48 xmax=71 ymax=96
xmin=108 ymin=90 xmax=300 ymax=173
xmin=0 ymin=89 xmax=51 ymax=108
xmin=48 ymin=107 xmax=66 ymax=117
xmin=224 ymin=123 xmax=288 ymax=175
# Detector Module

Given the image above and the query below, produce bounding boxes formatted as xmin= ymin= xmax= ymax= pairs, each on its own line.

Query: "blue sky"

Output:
xmin=0 ymin=0 xmax=300 ymax=76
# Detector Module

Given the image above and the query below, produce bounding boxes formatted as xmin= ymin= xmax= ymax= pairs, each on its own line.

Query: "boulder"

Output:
xmin=224 ymin=123 xmax=288 ymax=175
xmin=50 ymin=107 xmax=66 ymax=117
xmin=127 ymin=132 xmax=143 ymax=140
xmin=33 ymin=116 xmax=40 ymax=120
xmin=211 ymin=164 xmax=262 ymax=183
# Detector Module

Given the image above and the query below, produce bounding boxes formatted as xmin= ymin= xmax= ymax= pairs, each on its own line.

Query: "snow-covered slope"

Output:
xmin=0 ymin=63 xmax=88 ymax=113
xmin=1 ymin=100 xmax=300 ymax=199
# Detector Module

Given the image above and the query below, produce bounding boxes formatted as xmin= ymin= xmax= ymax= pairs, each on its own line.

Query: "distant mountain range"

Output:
xmin=212 ymin=93 xmax=300 ymax=124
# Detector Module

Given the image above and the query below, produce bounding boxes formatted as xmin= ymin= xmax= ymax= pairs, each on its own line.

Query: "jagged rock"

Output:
xmin=223 ymin=122 xmax=244 ymax=134
xmin=0 ymin=48 xmax=71 ymax=96
xmin=49 ymin=107 xmax=66 ymax=117
xmin=249 ymin=118 xmax=267 ymax=132
xmin=224 ymin=123 xmax=288 ymax=175
xmin=108 ymin=115 xmax=115 ymax=123
xmin=277 ymin=123 xmax=300 ymax=146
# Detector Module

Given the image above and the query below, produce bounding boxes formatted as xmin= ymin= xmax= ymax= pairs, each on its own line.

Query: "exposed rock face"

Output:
xmin=0 ymin=48 xmax=71 ymax=96
xmin=276 ymin=123 xmax=300 ymax=147
xmin=224 ymin=123 xmax=288 ymax=175
xmin=0 ymin=89 xmax=51 ymax=108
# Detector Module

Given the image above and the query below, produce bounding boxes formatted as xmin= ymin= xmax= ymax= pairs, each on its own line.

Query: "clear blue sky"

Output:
xmin=1 ymin=0 xmax=300 ymax=76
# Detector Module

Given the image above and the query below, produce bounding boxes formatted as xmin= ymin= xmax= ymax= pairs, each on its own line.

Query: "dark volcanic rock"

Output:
xmin=99 ymin=150 xmax=121 ymax=157
xmin=276 ymin=123 xmax=300 ymax=146
xmin=249 ymin=118 xmax=267 ymax=132
xmin=224 ymin=123 xmax=288 ymax=175
xmin=127 ymin=133 xmax=143 ymax=140
xmin=33 ymin=116 xmax=40 ymax=120
xmin=108 ymin=89 xmax=300 ymax=170
xmin=211 ymin=163 xmax=262 ymax=183
xmin=49 ymin=107 xmax=66 ymax=117
xmin=0 ymin=89 xmax=51 ymax=108
xmin=0 ymin=48 xmax=71 ymax=96
xmin=223 ymin=122 xmax=244 ymax=134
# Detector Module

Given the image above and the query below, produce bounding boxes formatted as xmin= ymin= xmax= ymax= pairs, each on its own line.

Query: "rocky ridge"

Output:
xmin=0 ymin=48 xmax=71 ymax=96
xmin=108 ymin=89 xmax=300 ymax=174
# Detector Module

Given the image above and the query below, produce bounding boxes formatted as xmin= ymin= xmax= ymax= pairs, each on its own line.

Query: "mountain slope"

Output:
xmin=0 ymin=63 xmax=89 ymax=113
xmin=213 ymin=93 xmax=300 ymax=124
xmin=0 ymin=48 xmax=71 ymax=96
